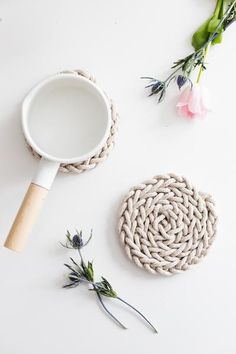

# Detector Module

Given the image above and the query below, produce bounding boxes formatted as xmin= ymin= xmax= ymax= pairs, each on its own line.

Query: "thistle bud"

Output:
xmin=72 ymin=234 xmax=83 ymax=249
xmin=177 ymin=75 xmax=187 ymax=89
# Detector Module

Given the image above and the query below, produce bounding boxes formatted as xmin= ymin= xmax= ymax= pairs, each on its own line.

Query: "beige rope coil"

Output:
xmin=27 ymin=69 xmax=118 ymax=173
xmin=118 ymin=174 xmax=217 ymax=275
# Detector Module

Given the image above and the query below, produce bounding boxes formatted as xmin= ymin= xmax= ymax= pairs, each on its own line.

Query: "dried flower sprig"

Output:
xmin=61 ymin=230 xmax=158 ymax=333
xmin=142 ymin=0 xmax=236 ymax=116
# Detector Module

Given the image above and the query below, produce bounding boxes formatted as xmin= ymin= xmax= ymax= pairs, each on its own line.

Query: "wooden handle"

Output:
xmin=4 ymin=183 xmax=48 ymax=252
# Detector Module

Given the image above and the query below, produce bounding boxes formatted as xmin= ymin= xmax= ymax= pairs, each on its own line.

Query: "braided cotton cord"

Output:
xmin=118 ymin=174 xmax=217 ymax=275
xmin=27 ymin=69 xmax=118 ymax=174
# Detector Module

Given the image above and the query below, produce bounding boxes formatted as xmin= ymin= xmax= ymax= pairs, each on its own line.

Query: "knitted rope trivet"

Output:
xmin=118 ymin=174 xmax=217 ymax=275
xmin=27 ymin=69 xmax=118 ymax=173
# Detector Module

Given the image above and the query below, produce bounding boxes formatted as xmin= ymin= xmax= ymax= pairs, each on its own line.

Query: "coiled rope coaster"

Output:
xmin=28 ymin=69 xmax=118 ymax=173
xmin=118 ymin=174 xmax=217 ymax=275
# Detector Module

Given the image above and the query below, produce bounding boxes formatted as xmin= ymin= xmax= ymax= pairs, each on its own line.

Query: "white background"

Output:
xmin=0 ymin=1 xmax=235 ymax=353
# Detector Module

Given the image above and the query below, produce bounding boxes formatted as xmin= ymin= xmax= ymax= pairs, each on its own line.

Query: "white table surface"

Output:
xmin=0 ymin=1 xmax=235 ymax=353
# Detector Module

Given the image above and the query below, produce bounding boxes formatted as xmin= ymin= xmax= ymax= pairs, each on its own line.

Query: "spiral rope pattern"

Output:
xmin=118 ymin=174 xmax=217 ymax=275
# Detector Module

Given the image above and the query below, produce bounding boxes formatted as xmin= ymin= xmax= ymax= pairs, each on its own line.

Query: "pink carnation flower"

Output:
xmin=176 ymin=83 xmax=211 ymax=119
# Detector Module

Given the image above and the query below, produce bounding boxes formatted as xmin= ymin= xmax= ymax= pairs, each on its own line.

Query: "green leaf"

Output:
xmin=191 ymin=15 xmax=224 ymax=49
xmin=192 ymin=17 xmax=212 ymax=50
xmin=63 ymin=281 xmax=80 ymax=289
xmin=208 ymin=18 xmax=220 ymax=31
xmin=70 ymin=257 xmax=79 ymax=267
xmin=64 ymin=263 xmax=76 ymax=273
xmin=191 ymin=0 xmax=225 ymax=50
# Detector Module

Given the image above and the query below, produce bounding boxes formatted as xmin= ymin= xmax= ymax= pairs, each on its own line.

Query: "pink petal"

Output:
xmin=177 ymin=83 xmax=211 ymax=120
xmin=176 ymin=86 xmax=191 ymax=107
xmin=188 ymin=85 xmax=202 ymax=114
xmin=177 ymin=105 xmax=195 ymax=119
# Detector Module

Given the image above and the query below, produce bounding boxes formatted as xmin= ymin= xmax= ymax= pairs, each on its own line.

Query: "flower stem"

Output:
xmin=165 ymin=67 xmax=182 ymax=84
xmin=76 ymin=247 xmax=127 ymax=329
xmin=94 ymin=285 xmax=127 ymax=330
xmin=196 ymin=42 xmax=210 ymax=83
xmin=116 ymin=296 xmax=158 ymax=333
xmin=78 ymin=249 xmax=85 ymax=266
xmin=79 ymin=279 xmax=127 ymax=329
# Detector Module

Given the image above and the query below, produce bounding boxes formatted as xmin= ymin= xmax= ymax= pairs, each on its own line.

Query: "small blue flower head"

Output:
xmin=72 ymin=234 xmax=83 ymax=248
xmin=61 ymin=229 xmax=92 ymax=250
xmin=151 ymin=81 xmax=164 ymax=95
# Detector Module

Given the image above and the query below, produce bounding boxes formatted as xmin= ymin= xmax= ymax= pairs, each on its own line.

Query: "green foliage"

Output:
xmin=94 ymin=277 xmax=117 ymax=298
xmin=82 ymin=261 xmax=94 ymax=282
xmin=192 ymin=0 xmax=225 ymax=50
xmin=61 ymin=229 xmax=157 ymax=332
xmin=143 ymin=0 xmax=236 ymax=102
